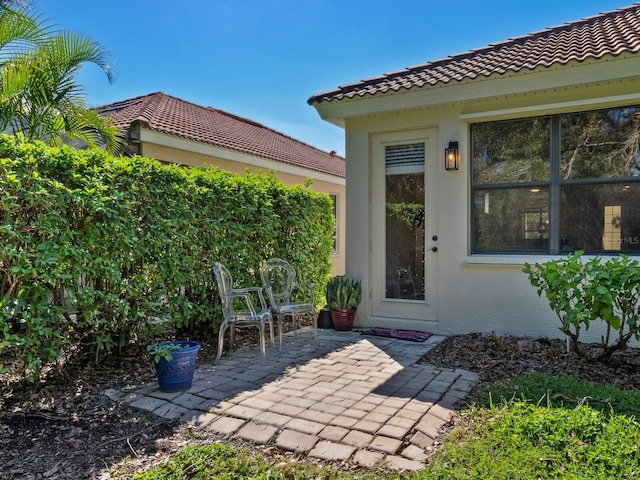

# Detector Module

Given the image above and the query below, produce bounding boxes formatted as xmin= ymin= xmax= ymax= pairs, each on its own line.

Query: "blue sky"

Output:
xmin=42 ymin=1 xmax=628 ymax=156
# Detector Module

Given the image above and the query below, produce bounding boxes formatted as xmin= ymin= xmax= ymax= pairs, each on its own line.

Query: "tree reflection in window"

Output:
xmin=472 ymin=106 xmax=640 ymax=254
xmin=385 ymin=144 xmax=425 ymax=300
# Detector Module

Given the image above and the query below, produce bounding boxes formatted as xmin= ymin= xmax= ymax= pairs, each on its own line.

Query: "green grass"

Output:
xmin=475 ymin=371 xmax=640 ymax=418
xmin=419 ymin=401 xmax=640 ymax=479
xmin=417 ymin=373 xmax=640 ymax=479
xmin=129 ymin=442 xmax=399 ymax=480
xmin=123 ymin=374 xmax=640 ymax=479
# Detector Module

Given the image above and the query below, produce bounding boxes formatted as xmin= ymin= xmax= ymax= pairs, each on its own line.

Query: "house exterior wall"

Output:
xmin=136 ymin=137 xmax=346 ymax=276
xmin=333 ymin=55 xmax=640 ymax=341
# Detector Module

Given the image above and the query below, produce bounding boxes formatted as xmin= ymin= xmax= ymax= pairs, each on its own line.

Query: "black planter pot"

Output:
xmin=317 ymin=308 xmax=334 ymax=329
xmin=151 ymin=341 xmax=201 ymax=392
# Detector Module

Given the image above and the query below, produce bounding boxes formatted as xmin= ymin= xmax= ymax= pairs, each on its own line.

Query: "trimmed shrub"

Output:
xmin=523 ymin=251 xmax=640 ymax=361
xmin=0 ymin=135 xmax=333 ymax=378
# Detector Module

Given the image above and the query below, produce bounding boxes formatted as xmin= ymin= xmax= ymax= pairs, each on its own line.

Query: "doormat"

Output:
xmin=360 ymin=327 xmax=433 ymax=342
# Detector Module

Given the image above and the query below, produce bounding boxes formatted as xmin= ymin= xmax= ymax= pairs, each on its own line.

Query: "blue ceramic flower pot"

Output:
xmin=152 ymin=341 xmax=201 ymax=392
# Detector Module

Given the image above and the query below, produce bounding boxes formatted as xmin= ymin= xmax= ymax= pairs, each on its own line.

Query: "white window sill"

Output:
xmin=462 ymin=255 xmax=558 ymax=267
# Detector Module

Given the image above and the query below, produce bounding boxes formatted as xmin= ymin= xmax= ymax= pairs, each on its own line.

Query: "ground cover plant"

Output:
xmin=420 ymin=398 xmax=640 ymax=479
xmin=420 ymin=373 xmax=640 ymax=479
xmin=482 ymin=371 xmax=640 ymax=418
xmin=128 ymin=442 xmax=398 ymax=480
xmin=417 ymin=333 xmax=640 ymax=479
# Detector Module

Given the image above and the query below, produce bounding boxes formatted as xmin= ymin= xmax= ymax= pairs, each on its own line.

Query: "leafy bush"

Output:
xmin=523 ymin=251 xmax=640 ymax=361
xmin=0 ymin=135 xmax=333 ymax=378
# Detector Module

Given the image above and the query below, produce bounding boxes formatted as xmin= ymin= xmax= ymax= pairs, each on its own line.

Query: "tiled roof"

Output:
xmin=308 ymin=3 xmax=640 ymax=104
xmin=99 ymin=92 xmax=345 ymax=178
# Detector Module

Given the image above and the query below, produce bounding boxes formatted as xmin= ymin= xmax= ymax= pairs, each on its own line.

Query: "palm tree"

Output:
xmin=0 ymin=1 xmax=123 ymax=153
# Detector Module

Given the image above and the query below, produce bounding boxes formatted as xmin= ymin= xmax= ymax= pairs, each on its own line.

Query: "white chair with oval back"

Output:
xmin=260 ymin=258 xmax=317 ymax=347
xmin=213 ymin=261 xmax=275 ymax=362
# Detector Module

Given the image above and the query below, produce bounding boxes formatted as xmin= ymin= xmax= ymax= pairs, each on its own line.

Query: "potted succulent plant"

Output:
xmin=147 ymin=340 xmax=201 ymax=392
xmin=325 ymin=275 xmax=362 ymax=331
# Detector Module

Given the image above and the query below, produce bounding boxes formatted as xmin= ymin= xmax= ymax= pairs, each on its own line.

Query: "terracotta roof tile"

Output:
xmin=308 ymin=3 xmax=640 ymax=104
xmin=99 ymin=92 xmax=345 ymax=178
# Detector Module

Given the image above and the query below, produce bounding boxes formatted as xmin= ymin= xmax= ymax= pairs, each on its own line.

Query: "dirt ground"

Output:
xmin=2 ymin=330 xmax=640 ymax=479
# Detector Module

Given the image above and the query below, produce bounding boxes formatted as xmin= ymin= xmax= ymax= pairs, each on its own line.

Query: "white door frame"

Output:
xmin=370 ymin=129 xmax=439 ymax=321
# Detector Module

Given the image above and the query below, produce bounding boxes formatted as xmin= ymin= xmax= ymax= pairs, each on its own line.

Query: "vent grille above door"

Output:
xmin=386 ymin=143 xmax=425 ymax=175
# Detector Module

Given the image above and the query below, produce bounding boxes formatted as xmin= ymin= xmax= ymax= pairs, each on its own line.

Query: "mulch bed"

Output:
xmin=0 ymin=343 xmax=176 ymax=479
xmin=0 ymin=322 xmax=305 ymax=479
xmin=420 ymin=332 xmax=640 ymax=395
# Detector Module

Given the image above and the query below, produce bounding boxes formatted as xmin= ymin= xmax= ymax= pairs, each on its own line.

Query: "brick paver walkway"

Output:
xmin=108 ymin=328 xmax=479 ymax=472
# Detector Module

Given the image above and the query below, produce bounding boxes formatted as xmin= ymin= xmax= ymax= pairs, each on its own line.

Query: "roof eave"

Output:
xmin=311 ymin=54 xmax=640 ymax=123
xmin=136 ymin=127 xmax=346 ymax=182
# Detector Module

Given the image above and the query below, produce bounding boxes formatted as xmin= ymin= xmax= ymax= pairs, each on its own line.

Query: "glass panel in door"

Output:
xmin=385 ymin=143 xmax=425 ymax=300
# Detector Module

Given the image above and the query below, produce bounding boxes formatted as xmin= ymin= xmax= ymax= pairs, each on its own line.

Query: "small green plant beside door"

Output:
xmin=325 ymin=275 xmax=362 ymax=331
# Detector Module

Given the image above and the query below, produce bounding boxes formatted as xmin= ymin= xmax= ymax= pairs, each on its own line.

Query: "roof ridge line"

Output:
xmin=97 ymin=91 xmax=162 ymax=110
xmin=211 ymin=107 xmax=344 ymax=159
xmin=136 ymin=92 xmax=167 ymax=126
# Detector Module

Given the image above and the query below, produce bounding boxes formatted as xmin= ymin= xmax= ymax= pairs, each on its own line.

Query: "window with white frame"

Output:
xmin=329 ymin=193 xmax=338 ymax=253
xmin=471 ymin=106 xmax=640 ymax=254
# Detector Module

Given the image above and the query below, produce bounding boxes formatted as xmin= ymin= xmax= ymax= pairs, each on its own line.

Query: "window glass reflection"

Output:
xmin=561 ymin=183 xmax=640 ymax=253
xmin=385 ymin=143 xmax=425 ymax=300
xmin=561 ymin=108 xmax=640 ymax=180
xmin=474 ymin=187 xmax=549 ymax=252
xmin=472 ymin=117 xmax=550 ymax=184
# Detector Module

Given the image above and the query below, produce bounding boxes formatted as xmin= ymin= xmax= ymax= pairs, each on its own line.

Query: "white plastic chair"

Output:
xmin=260 ymin=258 xmax=317 ymax=347
xmin=213 ymin=261 xmax=275 ymax=362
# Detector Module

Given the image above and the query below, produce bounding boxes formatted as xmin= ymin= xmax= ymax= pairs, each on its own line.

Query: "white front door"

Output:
xmin=371 ymin=129 xmax=438 ymax=321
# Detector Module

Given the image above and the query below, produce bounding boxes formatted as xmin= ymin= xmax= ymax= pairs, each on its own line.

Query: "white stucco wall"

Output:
xmin=322 ymin=55 xmax=640 ymax=341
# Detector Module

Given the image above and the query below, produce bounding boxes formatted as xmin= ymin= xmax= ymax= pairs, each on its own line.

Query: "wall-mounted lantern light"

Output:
xmin=445 ymin=141 xmax=459 ymax=171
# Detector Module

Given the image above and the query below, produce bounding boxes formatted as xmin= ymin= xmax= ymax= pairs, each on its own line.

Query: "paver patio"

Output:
xmin=108 ymin=328 xmax=479 ymax=472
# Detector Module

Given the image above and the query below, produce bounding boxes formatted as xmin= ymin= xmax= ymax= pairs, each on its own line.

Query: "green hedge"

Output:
xmin=0 ymin=135 xmax=334 ymax=378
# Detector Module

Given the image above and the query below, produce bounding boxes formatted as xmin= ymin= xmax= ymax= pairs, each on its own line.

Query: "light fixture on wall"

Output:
xmin=445 ymin=141 xmax=459 ymax=171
